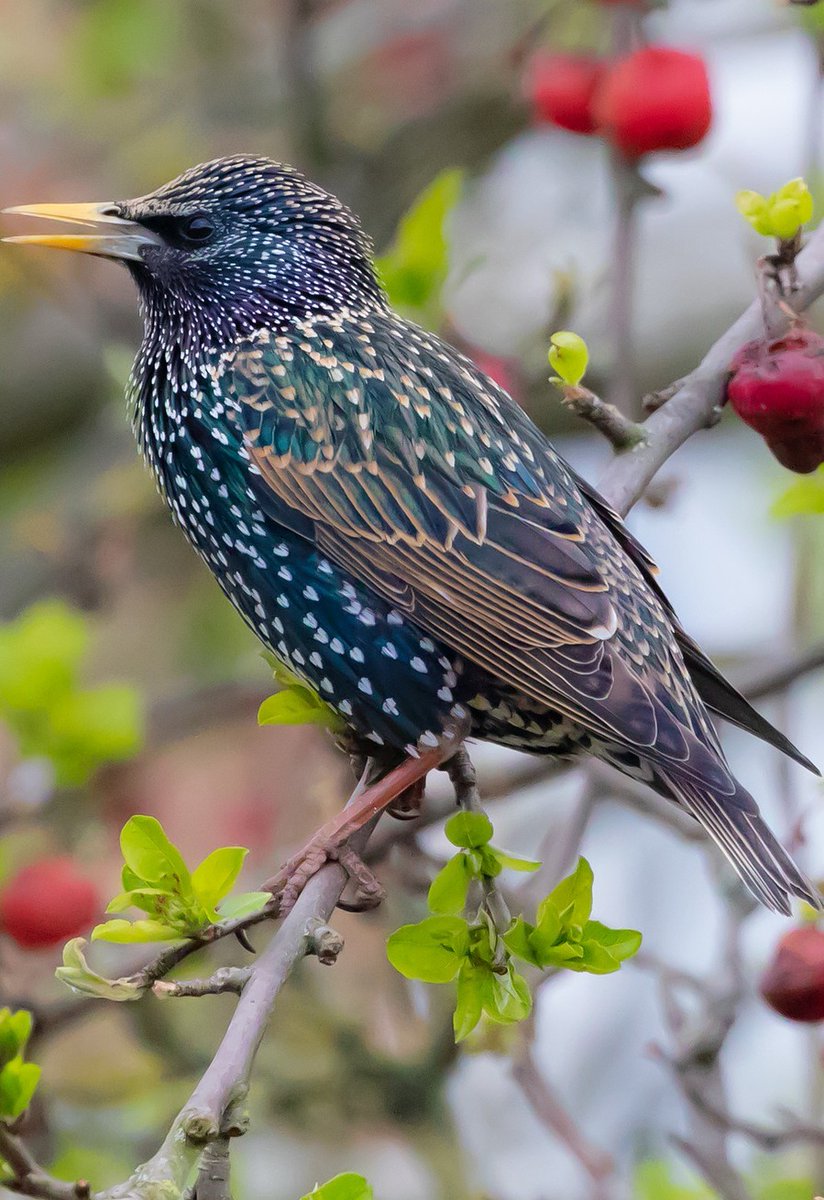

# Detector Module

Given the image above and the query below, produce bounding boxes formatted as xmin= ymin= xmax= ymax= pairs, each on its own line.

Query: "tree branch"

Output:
xmin=598 ymin=220 xmax=824 ymax=515
xmin=99 ymin=765 xmax=381 ymax=1200
xmin=0 ymin=1126 xmax=89 ymax=1200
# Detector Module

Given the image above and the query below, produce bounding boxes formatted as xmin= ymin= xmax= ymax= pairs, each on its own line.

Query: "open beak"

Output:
xmin=2 ymin=201 xmax=160 ymax=262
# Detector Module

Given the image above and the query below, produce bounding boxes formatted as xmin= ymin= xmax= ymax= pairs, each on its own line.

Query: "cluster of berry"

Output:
xmin=526 ymin=46 xmax=712 ymax=159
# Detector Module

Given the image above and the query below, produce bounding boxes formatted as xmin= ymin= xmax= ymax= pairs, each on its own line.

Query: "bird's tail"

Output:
xmin=662 ymin=772 xmax=820 ymax=915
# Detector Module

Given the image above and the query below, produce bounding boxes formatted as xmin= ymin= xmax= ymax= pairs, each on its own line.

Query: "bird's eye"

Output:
xmin=177 ymin=214 xmax=215 ymax=245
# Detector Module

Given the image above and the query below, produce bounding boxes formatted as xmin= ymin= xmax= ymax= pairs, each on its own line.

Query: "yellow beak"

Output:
xmin=2 ymin=201 xmax=160 ymax=262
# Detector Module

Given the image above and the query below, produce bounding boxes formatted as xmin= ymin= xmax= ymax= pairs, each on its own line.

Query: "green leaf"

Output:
xmin=736 ymin=189 xmax=772 ymax=236
xmin=482 ymin=965 xmax=532 ymax=1025
xmin=530 ymin=932 xmax=583 ymax=968
xmin=257 ymin=686 xmax=344 ymax=733
xmin=376 ymin=169 xmax=463 ymax=316
xmin=303 ymin=1174 xmax=373 ymax=1200
xmin=634 ymin=1160 xmax=714 ymax=1200
xmin=91 ymin=918 xmax=184 ymax=944
xmin=119 ymin=815 xmax=192 ymax=891
xmin=453 ymin=961 xmax=485 ymax=1041
xmin=538 ymin=858 xmax=593 ymax=932
xmin=772 ymin=468 xmax=824 ymax=518
xmin=477 ymin=846 xmax=503 ymax=878
xmin=428 ymin=854 xmax=472 ymax=915
xmin=217 ymin=891 xmax=271 ymax=921
xmin=0 ymin=1059 xmax=41 ymax=1120
xmin=0 ymin=1010 xmax=32 ymax=1068
xmin=192 ymin=846 xmax=248 ymax=914
xmin=488 ymin=848 xmax=541 ymax=873
xmin=757 ymin=1180 xmax=818 ymax=1200
xmin=0 ymin=601 xmax=88 ymax=714
xmin=387 ymin=916 xmax=469 ymax=983
xmin=503 ymin=917 xmax=543 ymax=967
xmin=736 ymin=177 xmax=814 ymax=241
xmin=55 ymin=939 xmax=145 ymax=1001
xmin=444 ymin=810 xmax=494 ymax=849
xmin=106 ymin=888 xmax=169 ymax=915
xmin=576 ymin=921 xmax=642 ymax=974
xmin=548 ymin=331 xmax=589 ymax=387
xmin=48 ymin=685 xmax=143 ymax=780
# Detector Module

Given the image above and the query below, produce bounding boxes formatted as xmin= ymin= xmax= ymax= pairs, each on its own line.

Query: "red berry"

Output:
xmin=526 ymin=54 xmax=607 ymax=136
xmin=0 ymin=858 xmax=99 ymax=949
xmin=594 ymin=47 xmax=712 ymax=158
xmin=727 ymin=328 xmax=824 ymax=474
xmin=761 ymin=927 xmax=824 ymax=1023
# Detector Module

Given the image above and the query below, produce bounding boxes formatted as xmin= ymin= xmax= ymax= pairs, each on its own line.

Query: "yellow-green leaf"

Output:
xmin=55 ymin=939 xmax=146 ymax=1001
xmin=91 ymin=918 xmax=184 ymax=944
xmin=119 ymin=815 xmax=192 ymax=891
xmin=192 ymin=846 xmax=248 ymax=913
xmin=549 ymin=331 xmax=589 ymax=387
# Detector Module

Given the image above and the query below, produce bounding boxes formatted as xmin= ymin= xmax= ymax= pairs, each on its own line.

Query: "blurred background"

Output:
xmin=1 ymin=0 xmax=824 ymax=1197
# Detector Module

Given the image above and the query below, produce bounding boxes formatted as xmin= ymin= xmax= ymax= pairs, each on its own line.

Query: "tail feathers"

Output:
xmin=666 ymin=775 xmax=821 ymax=915
xmin=677 ymin=635 xmax=820 ymax=777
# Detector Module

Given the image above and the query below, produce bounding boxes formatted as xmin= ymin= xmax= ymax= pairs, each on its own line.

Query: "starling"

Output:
xmin=4 ymin=156 xmax=819 ymax=914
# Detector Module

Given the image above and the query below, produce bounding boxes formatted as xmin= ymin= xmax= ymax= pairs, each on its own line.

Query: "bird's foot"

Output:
xmin=265 ymin=838 xmax=385 ymax=917
xmin=386 ymin=777 xmax=427 ymax=821
xmin=262 ymin=715 xmax=470 ymax=917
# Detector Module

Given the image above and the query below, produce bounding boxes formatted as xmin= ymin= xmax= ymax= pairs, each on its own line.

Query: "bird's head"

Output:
xmin=4 ymin=156 xmax=387 ymax=340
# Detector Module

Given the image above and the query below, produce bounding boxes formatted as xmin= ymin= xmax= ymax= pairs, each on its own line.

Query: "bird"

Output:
xmin=4 ymin=154 xmax=819 ymax=914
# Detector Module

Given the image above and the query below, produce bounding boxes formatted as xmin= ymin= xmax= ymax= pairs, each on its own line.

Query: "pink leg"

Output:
xmin=262 ymin=725 xmax=466 ymax=915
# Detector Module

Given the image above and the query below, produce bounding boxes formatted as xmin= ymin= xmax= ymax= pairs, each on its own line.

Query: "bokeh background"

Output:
xmin=1 ymin=0 xmax=824 ymax=1197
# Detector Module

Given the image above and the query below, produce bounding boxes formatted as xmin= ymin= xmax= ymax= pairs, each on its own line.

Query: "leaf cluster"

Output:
xmin=387 ymin=813 xmax=640 ymax=1041
xmin=0 ymin=601 xmax=143 ymax=786
xmin=0 ymin=1009 xmax=39 ymax=1122
xmin=736 ymin=178 xmax=814 ymax=242
xmin=90 ymin=815 xmax=268 ymax=945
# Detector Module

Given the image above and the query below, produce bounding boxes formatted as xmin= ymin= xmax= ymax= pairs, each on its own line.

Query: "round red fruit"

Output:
xmin=761 ymin=927 xmax=824 ymax=1023
xmin=727 ymin=327 xmax=824 ymax=474
xmin=0 ymin=858 xmax=99 ymax=949
xmin=594 ymin=47 xmax=712 ymax=158
xmin=526 ymin=54 xmax=607 ymax=136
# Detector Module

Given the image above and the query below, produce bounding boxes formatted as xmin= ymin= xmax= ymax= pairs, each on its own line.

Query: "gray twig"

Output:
xmin=153 ymin=968 xmax=252 ymax=1000
xmin=558 ymin=384 xmax=648 ymax=452
xmin=445 ymin=747 xmax=512 ymax=957
xmin=0 ymin=1125 xmax=90 ymax=1200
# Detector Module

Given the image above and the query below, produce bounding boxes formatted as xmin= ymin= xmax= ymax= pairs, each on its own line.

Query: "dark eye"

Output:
xmin=178 ymin=213 xmax=215 ymax=244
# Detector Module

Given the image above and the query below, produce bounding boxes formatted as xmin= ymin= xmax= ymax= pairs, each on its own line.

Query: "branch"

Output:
xmin=99 ymin=764 xmax=381 ymax=1200
xmin=558 ymin=384 xmax=648 ymax=452
xmin=0 ymin=1126 xmax=89 ymax=1200
xmin=152 ymin=968 xmax=252 ymax=1000
xmin=513 ymin=989 xmax=615 ymax=1199
xmin=598 ymin=220 xmax=824 ymax=516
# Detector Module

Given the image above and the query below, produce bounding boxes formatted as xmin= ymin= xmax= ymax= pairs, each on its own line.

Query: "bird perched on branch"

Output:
xmin=5 ymin=156 xmax=819 ymax=914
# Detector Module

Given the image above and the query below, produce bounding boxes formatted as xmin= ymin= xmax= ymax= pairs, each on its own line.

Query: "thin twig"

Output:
xmin=0 ymin=1125 xmax=89 ymax=1200
xmin=513 ymin=988 xmax=615 ymax=1199
xmin=558 ymin=384 xmax=647 ymax=451
xmin=153 ymin=968 xmax=252 ymax=1000
xmin=445 ymin=748 xmax=512 ymax=953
